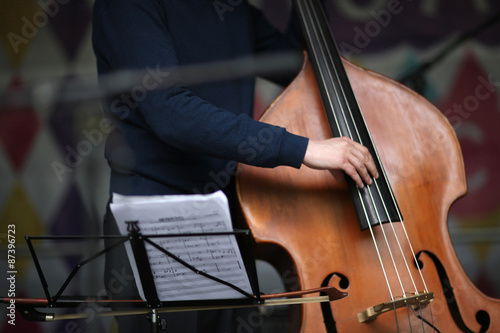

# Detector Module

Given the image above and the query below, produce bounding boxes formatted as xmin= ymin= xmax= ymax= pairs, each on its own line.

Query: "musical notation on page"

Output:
xmin=110 ymin=191 xmax=253 ymax=302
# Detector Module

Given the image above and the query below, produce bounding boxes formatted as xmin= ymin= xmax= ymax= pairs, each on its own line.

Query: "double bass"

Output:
xmin=236 ymin=0 xmax=500 ymax=332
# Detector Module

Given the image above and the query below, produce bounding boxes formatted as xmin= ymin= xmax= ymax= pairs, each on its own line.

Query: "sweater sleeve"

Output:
xmin=92 ymin=0 xmax=308 ymax=169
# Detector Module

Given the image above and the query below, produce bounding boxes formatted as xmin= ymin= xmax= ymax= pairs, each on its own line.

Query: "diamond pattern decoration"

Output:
xmin=438 ymin=51 xmax=500 ymax=298
xmin=0 ymin=144 xmax=14 ymax=209
xmin=0 ymin=181 xmax=44 ymax=277
xmin=0 ymin=0 xmax=40 ymax=68
xmin=48 ymin=0 xmax=92 ymax=61
xmin=74 ymin=147 xmax=110 ymax=234
xmin=20 ymin=23 xmax=69 ymax=83
xmin=438 ymin=51 xmax=500 ymax=218
xmin=454 ymin=207 xmax=500 ymax=289
xmin=485 ymin=242 xmax=500 ymax=297
xmin=0 ymin=47 xmax=13 ymax=94
xmin=0 ymin=76 xmax=41 ymax=172
xmin=21 ymin=126 xmax=68 ymax=223
xmin=49 ymin=184 xmax=86 ymax=237
xmin=50 ymin=182 xmax=90 ymax=271
xmin=49 ymin=93 xmax=80 ymax=155
xmin=73 ymin=25 xmax=98 ymax=77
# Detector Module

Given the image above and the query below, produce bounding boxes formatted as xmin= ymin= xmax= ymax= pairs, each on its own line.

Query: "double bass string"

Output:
xmin=297 ymin=0 xmax=435 ymax=330
xmin=298 ymin=0 xmax=400 ymax=298
xmin=297 ymin=0 xmax=400 ymax=318
xmin=304 ymin=1 xmax=433 ymax=329
xmin=313 ymin=1 xmax=436 ymax=329
xmin=298 ymin=2 xmax=407 ymax=329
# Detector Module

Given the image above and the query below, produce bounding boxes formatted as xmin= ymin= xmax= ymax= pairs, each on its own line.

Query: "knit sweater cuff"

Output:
xmin=277 ymin=132 xmax=309 ymax=169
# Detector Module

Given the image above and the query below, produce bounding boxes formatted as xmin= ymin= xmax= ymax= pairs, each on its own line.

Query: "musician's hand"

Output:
xmin=303 ymin=137 xmax=379 ymax=188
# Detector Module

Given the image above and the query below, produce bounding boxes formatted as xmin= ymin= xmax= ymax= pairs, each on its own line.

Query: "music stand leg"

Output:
xmin=148 ymin=309 xmax=167 ymax=332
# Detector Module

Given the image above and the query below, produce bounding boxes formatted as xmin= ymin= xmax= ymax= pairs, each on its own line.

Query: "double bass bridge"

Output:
xmin=357 ymin=291 xmax=434 ymax=323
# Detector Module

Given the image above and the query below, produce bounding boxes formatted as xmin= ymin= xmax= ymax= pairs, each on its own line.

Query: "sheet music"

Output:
xmin=110 ymin=191 xmax=253 ymax=302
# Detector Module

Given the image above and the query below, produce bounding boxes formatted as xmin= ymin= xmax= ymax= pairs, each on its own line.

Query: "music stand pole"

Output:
xmin=126 ymin=221 xmax=165 ymax=332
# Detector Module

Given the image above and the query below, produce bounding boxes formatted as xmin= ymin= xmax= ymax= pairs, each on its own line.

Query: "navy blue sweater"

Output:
xmin=92 ymin=0 xmax=309 ymax=196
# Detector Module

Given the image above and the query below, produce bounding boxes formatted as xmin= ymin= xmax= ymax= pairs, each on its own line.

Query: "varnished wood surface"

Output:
xmin=236 ymin=56 xmax=500 ymax=332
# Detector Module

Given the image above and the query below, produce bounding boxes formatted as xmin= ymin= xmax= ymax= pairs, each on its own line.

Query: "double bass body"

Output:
xmin=236 ymin=47 xmax=500 ymax=333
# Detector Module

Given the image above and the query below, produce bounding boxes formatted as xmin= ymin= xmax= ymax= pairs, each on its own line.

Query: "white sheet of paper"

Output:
xmin=110 ymin=190 xmax=253 ymax=302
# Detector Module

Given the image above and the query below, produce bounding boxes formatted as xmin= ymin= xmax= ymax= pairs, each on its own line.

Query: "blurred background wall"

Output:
xmin=0 ymin=0 xmax=499 ymax=332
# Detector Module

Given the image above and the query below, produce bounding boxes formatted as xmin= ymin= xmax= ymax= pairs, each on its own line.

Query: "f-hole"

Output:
xmin=417 ymin=251 xmax=491 ymax=333
xmin=320 ymin=273 xmax=349 ymax=333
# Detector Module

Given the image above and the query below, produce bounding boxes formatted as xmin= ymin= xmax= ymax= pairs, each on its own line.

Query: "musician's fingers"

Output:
xmin=343 ymin=163 xmax=365 ymax=188
xmin=349 ymin=141 xmax=379 ymax=180
xmin=303 ymin=137 xmax=378 ymax=188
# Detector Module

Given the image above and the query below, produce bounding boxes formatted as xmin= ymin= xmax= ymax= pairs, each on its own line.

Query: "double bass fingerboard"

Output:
xmin=293 ymin=0 xmax=402 ymax=230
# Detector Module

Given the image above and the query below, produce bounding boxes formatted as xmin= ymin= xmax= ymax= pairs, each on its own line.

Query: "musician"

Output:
xmin=92 ymin=0 xmax=377 ymax=332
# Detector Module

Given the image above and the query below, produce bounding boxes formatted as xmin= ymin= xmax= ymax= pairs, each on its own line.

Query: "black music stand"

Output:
xmin=20 ymin=223 xmax=263 ymax=333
